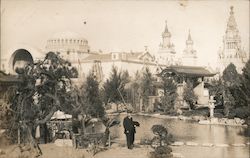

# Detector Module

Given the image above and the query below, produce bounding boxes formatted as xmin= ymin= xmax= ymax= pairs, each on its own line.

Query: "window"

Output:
xmin=112 ymin=53 xmax=117 ymax=60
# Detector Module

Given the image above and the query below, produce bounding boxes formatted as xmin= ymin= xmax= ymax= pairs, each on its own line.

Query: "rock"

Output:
xmin=240 ymin=119 xmax=245 ymax=124
xmin=186 ymin=142 xmax=198 ymax=146
xmin=218 ymin=118 xmax=227 ymax=124
xmin=234 ymin=118 xmax=242 ymax=125
xmin=232 ymin=143 xmax=246 ymax=147
xmin=199 ymin=120 xmax=210 ymax=124
xmin=171 ymin=141 xmax=184 ymax=146
xmin=202 ymin=143 xmax=213 ymax=147
xmin=226 ymin=119 xmax=235 ymax=125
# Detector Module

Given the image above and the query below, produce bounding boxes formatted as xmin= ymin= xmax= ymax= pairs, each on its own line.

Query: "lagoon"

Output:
xmin=109 ymin=114 xmax=249 ymax=158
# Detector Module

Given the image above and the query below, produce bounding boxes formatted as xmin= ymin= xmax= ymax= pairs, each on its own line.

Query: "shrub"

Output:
xmin=234 ymin=107 xmax=250 ymax=119
xmin=149 ymin=146 xmax=173 ymax=158
xmin=151 ymin=125 xmax=174 ymax=147
xmin=140 ymin=138 xmax=152 ymax=145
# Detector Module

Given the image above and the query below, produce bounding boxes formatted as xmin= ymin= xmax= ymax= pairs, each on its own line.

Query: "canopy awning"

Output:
xmin=159 ymin=65 xmax=217 ymax=77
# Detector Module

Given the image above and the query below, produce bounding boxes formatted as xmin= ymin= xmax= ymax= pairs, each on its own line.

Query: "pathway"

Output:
xmin=94 ymin=145 xmax=152 ymax=158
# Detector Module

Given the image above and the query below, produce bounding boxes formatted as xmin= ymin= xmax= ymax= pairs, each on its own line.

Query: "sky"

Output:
xmin=1 ymin=0 xmax=249 ymax=68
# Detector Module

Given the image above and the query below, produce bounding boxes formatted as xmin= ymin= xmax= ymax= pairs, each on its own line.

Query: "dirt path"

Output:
xmin=1 ymin=143 xmax=153 ymax=158
xmin=94 ymin=145 xmax=153 ymax=158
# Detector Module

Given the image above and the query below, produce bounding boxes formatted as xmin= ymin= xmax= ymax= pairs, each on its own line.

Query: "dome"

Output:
xmin=50 ymin=31 xmax=86 ymax=40
xmin=45 ymin=31 xmax=90 ymax=56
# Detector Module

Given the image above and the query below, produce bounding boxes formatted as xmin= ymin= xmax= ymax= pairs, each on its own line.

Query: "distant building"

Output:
xmin=158 ymin=65 xmax=216 ymax=110
xmin=80 ymin=49 xmax=162 ymax=83
xmin=217 ymin=6 xmax=248 ymax=74
xmin=156 ymin=21 xmax=179 ymax=66
xmin=45 ymin=31 xmax=91 ymax=62
xmin=181 ymin=30 xmax=198 ymax=66
xmin=1 ymin=44 xmax=44 ymax=74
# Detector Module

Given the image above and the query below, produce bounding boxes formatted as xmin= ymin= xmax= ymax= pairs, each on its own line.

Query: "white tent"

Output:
xmin=50 ymin=110 xmax=72 ymax=120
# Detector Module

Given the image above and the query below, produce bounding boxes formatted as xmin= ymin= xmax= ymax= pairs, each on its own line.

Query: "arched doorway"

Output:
xmin=9 ymin=49 xmax=34 ymax=74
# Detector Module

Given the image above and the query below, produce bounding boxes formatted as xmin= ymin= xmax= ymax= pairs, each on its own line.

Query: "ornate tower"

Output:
xmin=217 ymin=6 xmax=248 ymax=73
xmin=157 ymin=21 xmax=176 ymax=65
xmin=182 ymin=30 xmax=197 ymax=66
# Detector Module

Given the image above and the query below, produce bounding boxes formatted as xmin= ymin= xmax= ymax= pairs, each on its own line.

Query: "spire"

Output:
xmin=186 ymin=29 xmax=193 ymax=45
xmin=162 ymin=20 xmax=171 ymax=38
xmin=164 ymin=20 xmax=169 ymax=33
xmin=227 ymin=6 xmax=237 ymax=30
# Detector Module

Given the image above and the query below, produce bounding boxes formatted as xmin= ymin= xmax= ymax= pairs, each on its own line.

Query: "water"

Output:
xmin=109 ymin=114 xmax=249 ymax=158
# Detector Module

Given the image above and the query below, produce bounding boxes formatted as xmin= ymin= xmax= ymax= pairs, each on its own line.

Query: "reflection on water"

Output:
xmin=109 ymin=114 xmax=249 ymax=158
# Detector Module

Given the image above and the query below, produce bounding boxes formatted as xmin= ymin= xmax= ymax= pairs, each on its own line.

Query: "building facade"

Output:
xmin=45 ymin=31 xmax=91 ymax=63
xmin=156 ymin=21 xmax=179 ymax=66
xmin=217 ymin=6 xmax=248 ymax=74
xmin=80 ymin=50 xmax=162 ymax=83
xmin=181 ymin=30 xmax=197 ymax=66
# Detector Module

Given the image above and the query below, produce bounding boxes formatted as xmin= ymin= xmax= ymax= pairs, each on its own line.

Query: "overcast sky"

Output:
xmin=1 ymin=0 xmax=249 ymax=67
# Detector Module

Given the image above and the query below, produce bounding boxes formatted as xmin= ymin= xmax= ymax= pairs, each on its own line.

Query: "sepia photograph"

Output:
xmin=0 ymin=0 xmax=249 ymax=158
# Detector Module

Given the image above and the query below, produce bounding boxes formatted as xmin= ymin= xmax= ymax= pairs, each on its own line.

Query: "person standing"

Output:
xmin=123 ymin=112 xmax=139 ymax=149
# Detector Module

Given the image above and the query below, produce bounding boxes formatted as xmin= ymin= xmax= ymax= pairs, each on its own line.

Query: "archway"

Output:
xmin=9 ymin=49 xmax=34 ymax=74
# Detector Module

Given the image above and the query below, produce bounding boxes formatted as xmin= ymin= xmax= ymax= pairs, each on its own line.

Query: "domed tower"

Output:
xmin=45 ymin=31 xmax=90 ymax=62
xmin=217 ymin=6 xmax=248 ymax=74
xmin=182 ymin=30 xmax=197 ymax=66
xmin=157 ymin=21 xmax=176 ymax=66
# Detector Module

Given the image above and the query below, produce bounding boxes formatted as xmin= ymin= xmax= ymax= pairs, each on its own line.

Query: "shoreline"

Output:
xmin=107 ymin=112 xmax=248 ymax=127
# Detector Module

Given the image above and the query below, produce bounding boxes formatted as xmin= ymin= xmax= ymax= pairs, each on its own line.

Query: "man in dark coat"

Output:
xmin=123 ymin=112 xmax=139 ymax=149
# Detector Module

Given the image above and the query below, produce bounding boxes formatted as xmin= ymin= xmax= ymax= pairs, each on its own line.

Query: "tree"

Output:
xmin=160 ymin=77 xmax=178 ymax=112
xmin=121 ymin=70 xmax=131 ymax=103
xmin=103 ymin=66 xmax=129 ymax=105
xmin=150 ymin=125 xmax=174 ymax=158
xmin=222 ymin=63 xmax=241 ymax=87
xmin=140 ymin=67 xmax=155 ymax=109
xmin=129 ymin=71 xmax=142 ymax=110
xmin=1 ymin=52 xmax=79 ymax=156
xmin=240 ymin=59 xmax=250 ymax=106
xmin=183 ymin=80 xmax=198 ymax=110
xmin=208 ymin=78 xmax=224 ymax=107
xmin=83 ymin=73 xmax=104 ymax=118
xmin=222 ymin=63 xmax=243 ymax=116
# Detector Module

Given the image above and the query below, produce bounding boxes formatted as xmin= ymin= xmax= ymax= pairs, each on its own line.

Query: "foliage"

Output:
xmin=183 ymin=80 xmax=198 ymax=109
xmin=150 ymin=125 xmax=173 ymax=158
xmin=103 ymin=66 xmax=129 ymax=105
xmin=160 ymin=77 xmax=177 ymax=112
xmin=1 ymin=52 xmax=80 ymax=156
xmin=127 ymin=70 xmax=142 ymax=110
xmin=208 ymin=62 xmax=250 ymax=118
xmin=82 ymin=73 xmax=104 ymax=118
xmin=149 ymin=146 xmax=173 ymax=158
xmin=222 ymin=63 xmax=243 ymax=116
xmin=140 ymin=67 xmax=155 ymax=108
xmin=232 ymin=107 xmax=250 ymax=119
xmin=240 ymin=59 xmax=250 ymax=114
xmin=121 ymin=70 xmax=131 ymax=103
xmin=151 ymin=125 xmax=173 ymax=147
xmin=222 ymin=63 xmax=241 ymax=87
